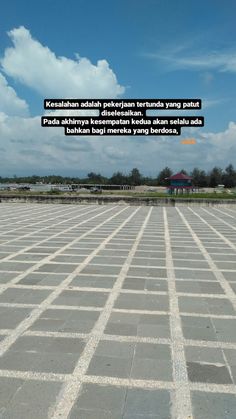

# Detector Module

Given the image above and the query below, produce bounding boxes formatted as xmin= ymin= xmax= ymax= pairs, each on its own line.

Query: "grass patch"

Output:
xmin=0 ymin=190 xmax=236 ymax=200
xmin=100 ymin=191 xmax=236 ymax=199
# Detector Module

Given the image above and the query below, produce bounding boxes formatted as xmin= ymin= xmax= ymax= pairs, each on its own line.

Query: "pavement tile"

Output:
xmin=175 ymin=269 xmax=216 ymax=280
xmin=30 ymin=308 xmax=100 ymax=333
xmin=90 ymin=256 xmax=126 ymax=265
xmin=10 ymin=254 xmax=47 ymax=262
xmin=115 ymin=294 xmax=169 ymax=311
xmin=191 ymin=391 xmax=236 ymax=419
xmin=94 ymin=341 xmax=135 ymax=359
xmin=0 ymin=379 xmax=61 ymax=419
xmin=131 ymin=358 xmax=172 ymax=381
xmin=36 ymin=263 xmax=77 ymax=273
xmin=69 ymin=383 xmax=126 ymax=419
xmin=127 ymin=267 xmax=167 ymax=278
xmin=122 ymin=277 xmax=167 ymax=292
xmin=0 ymin=335 xmax=86 ymax=374
xmin=134 ymin=251 xmax=166 ymax=258
xmin=9 ymin=335 xmax=85 ymax=353
xmin=53 ymin=290 xmax=109 ymax=307
xmin=105 ymin=312 xmax=170 ymax=338
xmin=0 ymin=272 xmax=20 ymax=283
xmin=212 ymin=318 xmax=236 ymax=342
xmin=185 ymin=346 xmax=225 ymax=364
xmin=0 ymin=307 xmax=33 ymax=329
xmin=172 ymin=252 xmax=204 ymax=260
xmin=52 ymin=255 xmax=85 ymax=263
xmin=179 ymin=296 xmax=235 ymax=315
xmin=18 ymin=272 xmax=67 ymax=286
xmin=0 ymin=288 xmax=51 ymax=304
xmin=174 ymin=260 xmax=209 ymax=269
xmin=81 ymin=265 xmax=121 ymax=275
xmin=222 ymin=271 xmax=236 ymax=281
xmin=134 ymin=342 xmax=171 ymax=360
xmin=176 ymin=280 xmax=224 ymax=294
xmin=87 ymin=355 xmax=132 ymax=378
xmin=181 ymin=315 xmax=217 ymax=341
xmin=131 ymin=258 xmax=166 ymax=267
xmin=0 ymin=262 xmax=35 ymax=272
xmin=124 ymin=388 xmax=171 ymax=417
xmin=187 ymin=362 xmax=232 ymax=384
xmin=71 ymin=275 xmax=116 ymax=288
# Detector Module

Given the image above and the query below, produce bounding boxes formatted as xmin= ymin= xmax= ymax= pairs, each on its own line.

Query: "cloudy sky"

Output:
xmin=1 ymin=0 xmax=236 ymax=177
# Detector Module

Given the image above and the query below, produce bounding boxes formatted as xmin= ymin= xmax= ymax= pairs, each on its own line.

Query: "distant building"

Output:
xmin=166 ymin=172 xmax=194 ymax=194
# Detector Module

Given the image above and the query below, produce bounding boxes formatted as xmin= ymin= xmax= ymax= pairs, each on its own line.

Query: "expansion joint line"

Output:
xmin=49 ymin=206 xmax=151 ymax=419
xmin=188 ymin=207 xmax=236 ymax=252
xmin=0 ymin=205 xmax=115 ymax=296
xmin=201 ymin=207 xmax=236 ymax=233
xmin=185 ymin=207 xmax=236 ymax=305
xmin=0 ymin=204 xmax=77 ymax=236
xmin=0 ymin=205 xmax=126 ymax=357
xmin=176 ymin=207 xmax=236 ymax=391
xmin=0 ymin=205 xmax=98 ymax=251
xmin=163 ymin=208 xmax=193 ymax=419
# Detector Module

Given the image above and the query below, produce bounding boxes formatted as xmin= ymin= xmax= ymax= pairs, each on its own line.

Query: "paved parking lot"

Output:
xmin=0 ymin=203 xmax=236 ymax=419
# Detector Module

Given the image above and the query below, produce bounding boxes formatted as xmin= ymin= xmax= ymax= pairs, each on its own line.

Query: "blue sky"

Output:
xmin=0 ymin=0 xmax=236 ymax=176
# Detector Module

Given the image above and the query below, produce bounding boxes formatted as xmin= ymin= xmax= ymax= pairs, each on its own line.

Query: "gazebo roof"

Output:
xmin=167 ymin=172 xmax=192 ymax=180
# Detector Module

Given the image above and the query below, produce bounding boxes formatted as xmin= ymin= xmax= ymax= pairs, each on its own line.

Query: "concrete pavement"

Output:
xmin=0 ymin=204 xmax=235 ymax=418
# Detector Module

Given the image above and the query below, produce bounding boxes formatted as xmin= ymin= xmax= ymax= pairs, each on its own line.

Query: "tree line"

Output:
xmin=1 ymin=164 xmax=236 ymax=188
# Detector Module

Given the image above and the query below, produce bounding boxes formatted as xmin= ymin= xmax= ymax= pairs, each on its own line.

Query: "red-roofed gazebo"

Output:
xmin=166 ymin=172 xmax=193 ymax=195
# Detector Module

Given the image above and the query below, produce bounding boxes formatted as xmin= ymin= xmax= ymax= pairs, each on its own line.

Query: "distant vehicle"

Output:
xmin=215 ymin=184 xmax=225 ymax=193
xmin=17 ymin=186 xmax=31 ymax=191
xmin=90 ymin=187 xmax=102 ymax=193
xmin=51 ymin=185 xmax=72 ymax=192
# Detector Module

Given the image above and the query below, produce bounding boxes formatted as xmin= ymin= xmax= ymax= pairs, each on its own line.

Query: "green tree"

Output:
xmin=110 ymin=171 xmax=127 ymax=184
xmin=157 ymin=167 xmax=172 ymax=186
xmin=87 ymin=172 xmax=103 ymax=183
xmin=223 ymin=164 xmax=236 ymax=188
xmin=208 ymin=167 xmax=223 ymax=187
xmin=191 ymin=168 xmax=207 ymax=187
xmin=128 ymin=168 xmax=142 ymax=186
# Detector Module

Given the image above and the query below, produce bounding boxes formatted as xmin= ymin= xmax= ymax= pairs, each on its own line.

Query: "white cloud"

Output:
xmin=174 ymin=53 xmax=236 ymax=72
xmin=1 ymin=26 xmax=125 ymax=98
xmin=0 ymin=72 xmax=29 ymax=116
xmin=0 ymin=110 xmax=236 ymax=176
xmin=0 ymin=27 xmax=235 ymax=177
xmin=147 ymin=49 xmax=236 ymax=73
xmin=199 ymin=122 xmax=236 ymax=165
xmin=0 ymin=113 xmax=93 ymax=175
xmin=103 ymin=146 xmax=130 ymax=160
